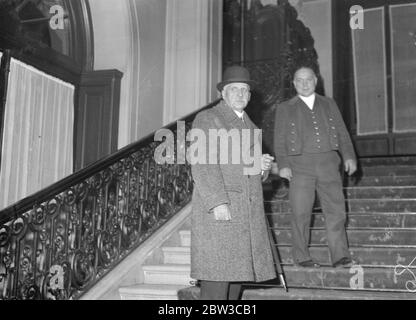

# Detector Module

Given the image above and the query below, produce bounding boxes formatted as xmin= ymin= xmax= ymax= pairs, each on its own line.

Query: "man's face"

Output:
xmin=222 ymin=82 xmax=251 ymax=112
xmin=293 ymin=68 xmax=317 ymax=97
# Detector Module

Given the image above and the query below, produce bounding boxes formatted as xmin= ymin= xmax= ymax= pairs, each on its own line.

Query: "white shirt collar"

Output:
xmin=299 ymin=93 xmax=316 ymax=110
xmin=233 ymin=110 xmax=245 ymax=119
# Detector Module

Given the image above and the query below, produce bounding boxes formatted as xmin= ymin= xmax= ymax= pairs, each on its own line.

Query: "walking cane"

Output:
xmin=267 ymin=222 xmax=288 ymax=292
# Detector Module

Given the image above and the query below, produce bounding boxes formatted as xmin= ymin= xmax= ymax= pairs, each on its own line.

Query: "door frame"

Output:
xmin=333 ymin=0 xmax=416 ymax=156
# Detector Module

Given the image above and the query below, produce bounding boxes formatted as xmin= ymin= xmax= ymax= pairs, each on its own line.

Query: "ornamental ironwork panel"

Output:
xmin=0 ymin=120 xmax=195 ymax=300
xmin=223 ymin=0 xmax=322 ymax=155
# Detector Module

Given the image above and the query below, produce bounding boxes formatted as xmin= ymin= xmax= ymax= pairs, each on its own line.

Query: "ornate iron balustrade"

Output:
xmin=0 ymin=100 xmax=218 ymax=300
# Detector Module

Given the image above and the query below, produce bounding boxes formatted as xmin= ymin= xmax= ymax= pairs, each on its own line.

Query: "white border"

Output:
xmin=351 ymin=6 xmax=388 ymax=136
xmin=389 ymin=3 xmax=416 ymax=134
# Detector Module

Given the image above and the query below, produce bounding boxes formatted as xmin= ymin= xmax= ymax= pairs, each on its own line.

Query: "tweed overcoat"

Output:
xmin=190 ymin=101 xmax=276 ymax=282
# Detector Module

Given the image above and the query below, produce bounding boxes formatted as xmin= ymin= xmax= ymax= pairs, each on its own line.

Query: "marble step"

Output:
xmin=273 ymin=228 xmax=416 ymax=246
xmin=171 ymin=228 xmax=416 ymax=248
xmin=177 ymin=283 xmax=416 ymax=300
xmin=119 ymin=284 xmax=186 ymax=300
xmin=345 ymin=175 xmax=416 ymax=187
xmin=142 ymin=264 xmax=193 ymax=286
xmin=242 ymin=287 xmax=416 ymax=300
xmin=278 ymin=265 xmax=416 ymax=291
xmin=359 ymin=156 xmax=416 ymax=167
xmin=159 ymin=245 xmax=416 ymax=268
xmin=267 ymin=199 xmax=416 ymax=214
xmin=267 ymin=212 xmax=416 ymax=229
xmin=359 ymin=166 xmax=416 ymax=176
xmin=266 ymin=186 xmax=416 ymax=201
xmin=344 ymin=186 xmax=416 ymax=199
xmin=276 ymin=246 xmax=416 ymax=267
xmin=162 ymin=247 xmax=191 ymax=264
xmin=268 ymin=173 xmax=416 ymax=188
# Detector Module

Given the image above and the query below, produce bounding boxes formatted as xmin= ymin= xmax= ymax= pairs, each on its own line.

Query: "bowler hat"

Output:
xmin=216 ymin=65 xmax=256 ymax=91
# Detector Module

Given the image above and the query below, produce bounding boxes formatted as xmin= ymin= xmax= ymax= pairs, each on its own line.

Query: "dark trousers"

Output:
xmin=288 ymin=151 xmax=351 ymax=264
xmin=200 ymin=280 xmax=242 ymax=300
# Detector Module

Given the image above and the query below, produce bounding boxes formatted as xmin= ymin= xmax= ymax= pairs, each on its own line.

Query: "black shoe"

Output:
xmin=298 ymin=260 xmax=321 ymax=268
xmin=333 ymin=257 xmax=354 ymax=268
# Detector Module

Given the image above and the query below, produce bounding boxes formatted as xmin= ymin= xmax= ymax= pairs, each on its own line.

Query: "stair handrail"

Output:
xmin=0 ymin=98 xmax=220 ymax=300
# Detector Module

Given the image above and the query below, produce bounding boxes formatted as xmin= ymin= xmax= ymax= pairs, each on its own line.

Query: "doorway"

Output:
xmin=334 ymin=0 xmax=416 ymax=156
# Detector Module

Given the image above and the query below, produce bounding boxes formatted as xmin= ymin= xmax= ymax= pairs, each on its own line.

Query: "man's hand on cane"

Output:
xmin=261 ymin=154 xmax=275 ymax=172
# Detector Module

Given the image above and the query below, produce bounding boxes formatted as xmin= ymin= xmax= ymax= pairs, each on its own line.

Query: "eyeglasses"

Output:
xmin=228 ymin=86 xmax=250 ymax=95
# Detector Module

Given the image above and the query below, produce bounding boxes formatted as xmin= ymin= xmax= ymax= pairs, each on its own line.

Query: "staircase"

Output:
xmin=118 ymin=221 xmax=194 ymax=300
xmin=176 ymin=156 xmax=416 ymax=300
xmin=117 ymin=156 xmax=416 ymax=299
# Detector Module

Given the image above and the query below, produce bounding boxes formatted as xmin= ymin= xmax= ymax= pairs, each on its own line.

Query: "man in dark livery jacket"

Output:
xmin=190 ymin=66 xmax=276 ymax=300
xmin=274 ymin=66 xmax=357 ymax=268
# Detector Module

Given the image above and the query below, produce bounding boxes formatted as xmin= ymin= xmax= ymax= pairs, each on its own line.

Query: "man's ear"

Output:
xmin=221 ymin=89 xmax=226 ymax=99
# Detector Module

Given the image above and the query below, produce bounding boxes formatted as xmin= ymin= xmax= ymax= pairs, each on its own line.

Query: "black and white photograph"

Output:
xmin=0 ymin=0 xmax=416 ymax=305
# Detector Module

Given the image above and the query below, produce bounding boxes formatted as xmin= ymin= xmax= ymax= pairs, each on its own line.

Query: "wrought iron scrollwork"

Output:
xmin=0 ymin=111 xmax=198 ymax=299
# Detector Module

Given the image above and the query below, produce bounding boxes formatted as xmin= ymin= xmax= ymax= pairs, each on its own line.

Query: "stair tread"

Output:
xmin=162 ymin=247 xmax=190 ymax=252
xmin=161 ymin=245 xmax=416 ymax=267
xmin=177 ymin=285 xmax=416 ymax=300
xmin=277 ymin=264 xmax=416 ymax=291
xmin=266 ymin=199 xmax=416 ymax=202
xmin=277 ymin=243 xmax=416 ymax=249
xmin=269 ymin=211 xmax=416 ymax=215
xmin=282 ymin=264 xmax=416 ymax=271
xmin=359 ymin=156 xmax=416 ymax=162
xmin=270 ymin=173 xmax=416 ymax=180
xmin=242 ymin=287 xmax=416 ymax=300
xmin=161 ymin=241 xmax=416 ymax=250
xmin=282 ymin=263 xmax=416 ymax=269
xmin=273 ymin=229 xmax=416 ymax=246
xmin=345 ymin=185 xmax=416 ymax=189
xmin=142 ymin=264 xmax=191 ymax=271
xmin=119 ymin=283 xmax=187 ymax=294
xmin=273 ymin=227 xmax=416 ymax=230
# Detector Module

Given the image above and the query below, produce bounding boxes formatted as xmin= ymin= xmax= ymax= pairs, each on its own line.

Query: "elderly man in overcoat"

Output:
xmin=274 ymin=66 xmax=357 ymax=268
xmin=190 ymin=66 xmax=276 ymax=300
